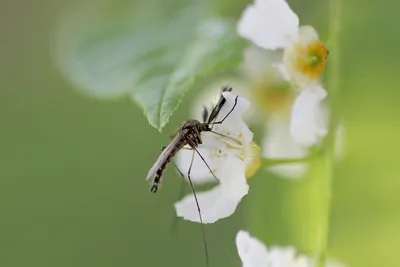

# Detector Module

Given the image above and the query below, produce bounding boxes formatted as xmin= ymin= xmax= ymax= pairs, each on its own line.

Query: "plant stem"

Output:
xmin=315 ymin=0 xmax=342 ymax=266
xmin=261 ymin=154 xmax=318 ymax=167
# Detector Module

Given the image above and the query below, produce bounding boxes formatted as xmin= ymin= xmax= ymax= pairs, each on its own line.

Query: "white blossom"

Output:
xmin=237 ymin=0 xmax=329 ymax=147
xmin=237 ymin=0 xmax=328 ymax=84
xmin=241 ymin=46 xmax=294 ymax=119
xmin=174 ymin=92 xmax=259 ymax=223
xmin=236 ymin=230 xmax=345 ymax=267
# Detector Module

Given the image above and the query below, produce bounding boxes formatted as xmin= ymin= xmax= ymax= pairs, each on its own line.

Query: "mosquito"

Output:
xmin=146 ymin=87 xmax=239 ymax=267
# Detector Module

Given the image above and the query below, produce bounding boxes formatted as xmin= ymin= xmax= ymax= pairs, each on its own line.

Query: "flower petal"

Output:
xmin=236 ymin=230 xmax=269 ymax=267
xmin=218 ymin=157 xmax=248 ymax=199
xmin=174 ymin=186 xmax=242 ymax=223
xmin=275 ymin=63 xmax=291 ymax=82
xmin=263 ymin=116 xmax=308 ymax=178
xmin=174 ymin=158 xmax=248 ymax=223
xmin=236 ymin=231 xmax=346 ymax=267
xmin=214 ymin=92 xmax=253 ymax=143
xmin=290 ymin=85 xmax=327 ymax=146
xmin=297 ymin=26 xmax=319 ymax=45
xmin=175 ymin=146 xmax=220 ymax=184
xmin=199 ymin=92 xmax=254 ymax=165
xmin=242 ymin=45 xmax=284 ymax=79
xmin=237 ymin=0 xmax=299 ymax=50
xmin=268 ymin=246 xmax=310 ymax=267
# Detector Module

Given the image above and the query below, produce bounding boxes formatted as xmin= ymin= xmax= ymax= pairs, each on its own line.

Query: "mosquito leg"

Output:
xmin=193 ymin=126 xmax=203 ymax=144
xmin=187 ymin=149 xmax=209 ymax=267
xmin=186 ymin=137 xmax=219 ymax=182
xmin=193 ymin=146 xmax=219 ymax=182
xmin=170 ymin=163 xmax=187 ymax=237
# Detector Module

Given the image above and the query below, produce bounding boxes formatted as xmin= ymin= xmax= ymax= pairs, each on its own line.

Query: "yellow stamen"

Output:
xmin=249 ymin=73 xmax=293 ymax=116
xmin=245 ymin=142 xmax=261 ymax=179
xmin=294 ymin=39 xmax=328 ymax=79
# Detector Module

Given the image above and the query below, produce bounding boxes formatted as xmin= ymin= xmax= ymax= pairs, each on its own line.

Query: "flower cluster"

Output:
xmin=171 ymin=0 xmax=346 ymax=266
xmin=235 ymin=0 xmax=334 ymax=178
xmin=238 ymin=0 xmax=329 ymax=147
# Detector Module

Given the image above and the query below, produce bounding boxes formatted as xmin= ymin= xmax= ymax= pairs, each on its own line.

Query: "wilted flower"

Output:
xmin=174 ymin=92 xmax=260 ymax=223
xmin=237 ymin=0 xmax=329 ymax=147
xmin=236 ymin=230 xmax=345 ymax=267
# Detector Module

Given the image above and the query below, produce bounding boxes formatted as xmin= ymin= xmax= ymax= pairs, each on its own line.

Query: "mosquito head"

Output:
xmin=222 ymin=86 xmax=232 ymax=93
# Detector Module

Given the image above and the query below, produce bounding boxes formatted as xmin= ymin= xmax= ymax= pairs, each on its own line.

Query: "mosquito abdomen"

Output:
xmin=150 ymin=142 xmax=184 ymax=193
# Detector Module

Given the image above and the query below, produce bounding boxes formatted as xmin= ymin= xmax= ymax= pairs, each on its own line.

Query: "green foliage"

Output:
xmin=56 ymin=1 xmax=246 ymax=130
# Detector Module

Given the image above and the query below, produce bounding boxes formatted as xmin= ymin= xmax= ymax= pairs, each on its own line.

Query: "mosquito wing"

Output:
xmin=146 ymin=134 xmax=185 ymax=181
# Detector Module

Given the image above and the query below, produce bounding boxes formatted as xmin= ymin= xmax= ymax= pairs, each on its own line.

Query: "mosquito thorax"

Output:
xmin=180 ymin=119 xmax=201 ymax=128
xmin=179 ymin=119 xmax=204 ymax=131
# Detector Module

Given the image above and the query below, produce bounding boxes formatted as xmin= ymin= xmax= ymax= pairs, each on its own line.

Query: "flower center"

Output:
xmin=250 ymin=74 xmax=293 ymax=115
xmin=294 ymin=40 xmax=328 ymax=79
xmin=221 ymin=138 xmax=260 ymax=179
xmin=245 ymin=142 xmax=261 ymax=179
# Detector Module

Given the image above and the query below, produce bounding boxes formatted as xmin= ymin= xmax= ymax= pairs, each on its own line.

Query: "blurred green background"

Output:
xmin=1 ymin=0 xmax=399 ymax=267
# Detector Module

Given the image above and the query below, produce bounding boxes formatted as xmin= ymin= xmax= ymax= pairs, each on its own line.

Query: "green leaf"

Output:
xmin=55 ymin=1 xmax=246 ymax=130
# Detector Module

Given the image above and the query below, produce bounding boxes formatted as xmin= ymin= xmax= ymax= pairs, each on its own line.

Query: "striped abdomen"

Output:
xmin=150 ymin=139 xmax=186 ymax=193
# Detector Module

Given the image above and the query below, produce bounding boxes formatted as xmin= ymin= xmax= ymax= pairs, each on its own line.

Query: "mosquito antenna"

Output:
xmin=187 ymin=150 xmax=209 ymax=267
xmin=205 ymin=95 xmax=238 ymax=127
xmin=207 ymin=87 xmax=232 ymax=126
xmin=208 ymin=130 xmax=241 ymax=145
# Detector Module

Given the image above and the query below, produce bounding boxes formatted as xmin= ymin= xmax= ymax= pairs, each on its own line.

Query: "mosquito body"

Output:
xmin=146 ymin=87 xmax=238 ymax=267
xmin=146 ymin=119 xmax=208 ymax=193
xmin=146 ymin=87 xmax=234 ymax=193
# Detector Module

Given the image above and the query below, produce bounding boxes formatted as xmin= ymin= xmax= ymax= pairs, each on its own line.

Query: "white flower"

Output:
xmin=174 ymin=92 xmax=259 ymax=223
xmin=281 ymin=26 xmax=328 ymax=87
xmin=237 ymin=0 xmax=328 ymax=85
xmin=241 ymin=46 xmax=294 ymax=118
xmin=240 ymin=46 xmax=312 ymax=179
xmin=238 ymin=0 xmax=329 ymax=147
xmin=236 ymin=230 xmax=345 ymax=267
xmin=263 ymin=116 xmax=308 ymax=178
